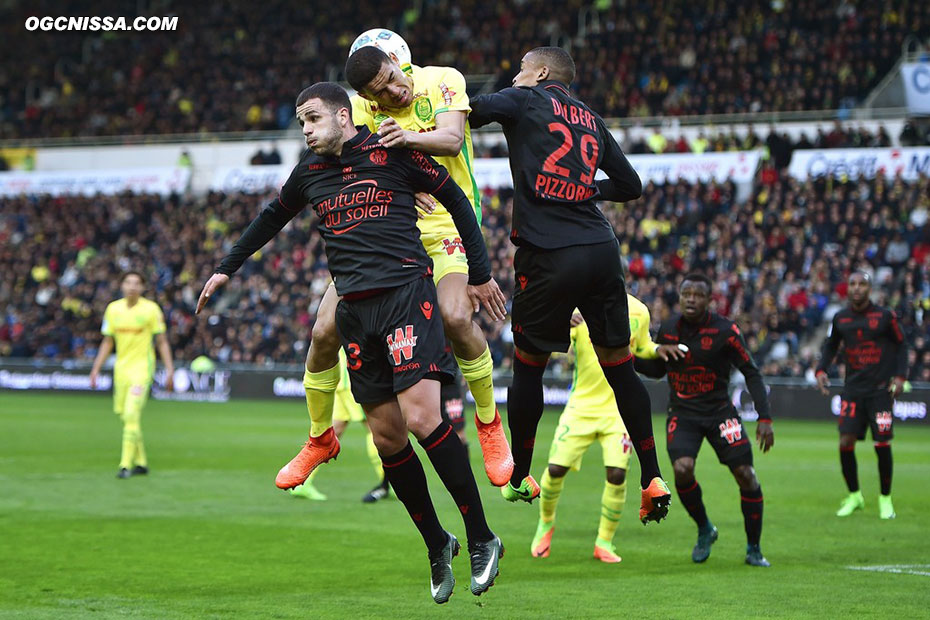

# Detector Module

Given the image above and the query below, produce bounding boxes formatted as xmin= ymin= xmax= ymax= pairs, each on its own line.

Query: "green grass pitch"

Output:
xmin=2 ymin=393 xmax=929 ymax=619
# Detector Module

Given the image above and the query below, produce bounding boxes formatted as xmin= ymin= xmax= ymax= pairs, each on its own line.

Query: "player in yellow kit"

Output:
xmin=531 ymin=295 xmax=685 ymax=562
xmin=288 ymin=347 xmax=388 ymax=502
xmin=90 ymin=272 xmax=174 ymax=479
xmin=273 ymin=40 xmax=512 ymax=493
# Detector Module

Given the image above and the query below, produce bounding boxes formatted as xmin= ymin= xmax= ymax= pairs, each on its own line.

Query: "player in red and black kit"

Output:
xmin=635 ymin=274 xmax=775 ymax=567
xmin=195 ymin=83 xmax=506 ymax=603
xmin=468 ymin=47 xmax=670 ymax=522
xmin=815 ymin=271 xmax=907 ymax=520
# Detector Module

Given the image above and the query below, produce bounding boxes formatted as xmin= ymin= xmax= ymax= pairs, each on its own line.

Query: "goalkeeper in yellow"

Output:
xmin=269 ymin=41 xmax=512 ymax=492
xmin=90 ymin=271 xmax=174 ymax=479
xmin=531 ymin=295 xmax=685 ymax=562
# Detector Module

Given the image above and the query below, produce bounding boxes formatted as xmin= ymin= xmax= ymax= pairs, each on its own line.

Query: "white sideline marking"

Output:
xmin=846 ymin=564 xmax=930 ymax=577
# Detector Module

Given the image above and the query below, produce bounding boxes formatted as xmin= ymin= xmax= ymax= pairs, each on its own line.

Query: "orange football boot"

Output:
xmin=639 ymin=477 xmax=672 ymax=524
xmin=475 ymin=410 xmax=515 ymax=487
xmin=275 ymin=427 xmax=340 ymax=489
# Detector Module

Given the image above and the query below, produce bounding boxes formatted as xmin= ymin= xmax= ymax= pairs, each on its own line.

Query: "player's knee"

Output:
xmin=404 ymin=408 xmax=442 ymax=441
xmin=606 ymin=467 xmax=626 ymax=485
xmin=672 ymin=458 xmax=695 ymax=482
xmin=839 ymin=434 xmax=856 ymax=450
xmin=732 ymin=464 xmax=758 ymax=490
xmin=547 ymin=464 xmax=569 ymax=478
xmin=439 ymin=301 xmax=473 ymax=343
xmin=308 ymin=322 xmax=340 ymax=368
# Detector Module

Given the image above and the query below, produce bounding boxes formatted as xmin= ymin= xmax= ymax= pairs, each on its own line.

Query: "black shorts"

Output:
xmin=838 ymin=392 xmax=894 ymax=442
xmin=335 ymin=277 xmax=455 ymax=405
xmin=440 ymin=380 xmax=466 ymax=432
xmin=666 ymin=410 xmax=753 ymax=467
xmin=511 ymin=239 xmax=631 ymax=354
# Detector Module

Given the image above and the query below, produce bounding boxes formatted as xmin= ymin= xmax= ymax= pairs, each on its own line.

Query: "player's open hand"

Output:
xmin=815 ymin=371 xmax=830 ymax=396
xmin=196 ymin=273 xmax=229 ymax=314
xmin=377 ymin=118 xmax=408 ymax=148
xmin=467 ymin=278 xmax=507 ymax=321
xmin=756 ymin=421 xmax=774 ymax=453
xmin=656 ymin=343 xmax=688 ymax=361
xmin=414 ymin=192 xmax=437 ymax=219
xmin=889 ymin=377 xmax=905 ymax=400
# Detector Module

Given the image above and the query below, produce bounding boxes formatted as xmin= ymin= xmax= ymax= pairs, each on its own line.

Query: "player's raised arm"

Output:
xmin=593 ymin=114 xmax=643 ymax=203
xmin=468 ymin=88 xmax=531 ymax=129
xmin=814 ymin=314 xmax=842 ymax=395
xmin=402 ymin=149 xmax=506 ymax=320
xmin=196 ymin=166 xmax=307 ymax=314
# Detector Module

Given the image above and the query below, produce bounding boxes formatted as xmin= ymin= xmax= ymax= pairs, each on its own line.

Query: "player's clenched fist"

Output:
xmin=196 ymin=273 xmax=230 ymax=314
xmin=377 ymin=117 xmax=409 ymax=148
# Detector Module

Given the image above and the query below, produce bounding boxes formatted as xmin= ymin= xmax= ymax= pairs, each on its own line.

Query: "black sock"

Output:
xmin=875 ymin=442 xmax=893 ymax=495
xmin=740 ymin=486 xmax=764 ymax=547
xmin=676 ymin=480 xmax=709 ymax=530
xmin=600 ymin=355 xmax=662 ymax=487
xmin=382 ymin=441 xmax=446 ymax=552
xmin=507 ymin=353 xmax=547 ymax=486
xmin=420 ymin=422 xmax=493 ymax=544
xmin=840 ymin=446 xmax=859 ymax=492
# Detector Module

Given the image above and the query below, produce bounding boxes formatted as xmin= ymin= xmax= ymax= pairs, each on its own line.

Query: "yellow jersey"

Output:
xmin=101 ymin=297 xmax=166 ymax=378
xmin=351 ymin=64 xmax=482 ymax=234
xmin=565 ymin=295 xmax=658 ymax=417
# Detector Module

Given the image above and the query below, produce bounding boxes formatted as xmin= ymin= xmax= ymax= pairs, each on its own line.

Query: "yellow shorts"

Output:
xmin=547 ymin=409 xmax=632 ymax=472
xmin=113 ymin=374 xmax=151 ymax=416
xmin=421 ymin=226 xmax=469 ymax=285
xmin=332 ymin=387 xmax=365 ymax=423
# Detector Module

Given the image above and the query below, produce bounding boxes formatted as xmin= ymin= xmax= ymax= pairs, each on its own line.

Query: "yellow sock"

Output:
xmin=456 ymin=346 xmax=496 ymax=424
xmin=365 ymin=430 xmax=383 ymax=480
xmin=597 ymin=481 xmax=627 ymax=543
xmin=134 ymin=431 xmax=147 ymax=467
xmin=304 ymin=364 xmax=340 ymax=436
xmin=539 ymin=469 xmax=565 ymax=524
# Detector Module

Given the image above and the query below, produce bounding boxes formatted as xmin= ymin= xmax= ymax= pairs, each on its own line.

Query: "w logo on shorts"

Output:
xmin=386 ymin=325 xmax=417 ymax=365
xmin=875 ymin=411 xmax=893 ymax=433
xmin=718 ymin=418 xmax=743 ymax=445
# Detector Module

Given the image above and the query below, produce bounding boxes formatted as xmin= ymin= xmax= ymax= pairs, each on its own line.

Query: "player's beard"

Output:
xmin=309 ymin=118 xmax=344 ymax=157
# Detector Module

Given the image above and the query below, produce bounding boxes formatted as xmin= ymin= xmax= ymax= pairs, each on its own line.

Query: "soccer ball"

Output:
xmin=349 ymin=28 xmax=413 ymax=75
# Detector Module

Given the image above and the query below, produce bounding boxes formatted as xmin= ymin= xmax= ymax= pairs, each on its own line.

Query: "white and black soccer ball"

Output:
xmin=349 ymin=28 xmax=412 ymax=74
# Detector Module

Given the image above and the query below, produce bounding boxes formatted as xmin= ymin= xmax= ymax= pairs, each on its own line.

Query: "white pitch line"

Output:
xmin=846 ymin=565 xmax=930 ymax=577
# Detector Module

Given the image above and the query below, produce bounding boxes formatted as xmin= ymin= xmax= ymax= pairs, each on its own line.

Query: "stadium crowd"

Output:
xmin=3 ymin=0 xmax=927 ymax=138
xmin=3 ymin=172 xmax=929 ymax=379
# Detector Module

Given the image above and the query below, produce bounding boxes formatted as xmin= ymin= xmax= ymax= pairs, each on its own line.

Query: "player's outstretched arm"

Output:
xmin=468 ymin=88 xmax=530 ymax=129
xmin=89 ymin=336 xmax=114 ymax=389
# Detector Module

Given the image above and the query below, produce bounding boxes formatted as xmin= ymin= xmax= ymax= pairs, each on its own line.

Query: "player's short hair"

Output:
xmin=528 ymin=46 xmax=576 ymax=84
xmin=295 ymin=82 xmax=351 ymax=115
xmin=849 ymin=269 xmax=872 ymax=284
xmin=120 ymin=270 xmax=146 ymax=285
xmin=681 ymin=272 xmax=712 ymax=291
xmin=345 ymin=46 xmax=391 ymax=93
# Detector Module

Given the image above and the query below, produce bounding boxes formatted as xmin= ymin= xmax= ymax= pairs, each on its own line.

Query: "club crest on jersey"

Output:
xmin=415 ymin=97 xmax=433 ymax=122
xmin=701 ymin=336 xmax=714 ymax=350
xmin=369 ymin=150 xmax=387 ymax=166
xmin=719 ymin=418 xmax=743 ymax=445
xmin=387 ymin=325 xmax=417 ymax=365
xmin=869 ymin=318 xmax=878 ymax=329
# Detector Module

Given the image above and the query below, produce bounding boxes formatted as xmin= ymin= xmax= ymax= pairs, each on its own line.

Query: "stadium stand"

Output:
xmin=3 ymin=0 xmax=928 ymax=138
xmin=3 ymin=171 xmax=929 ymax=378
